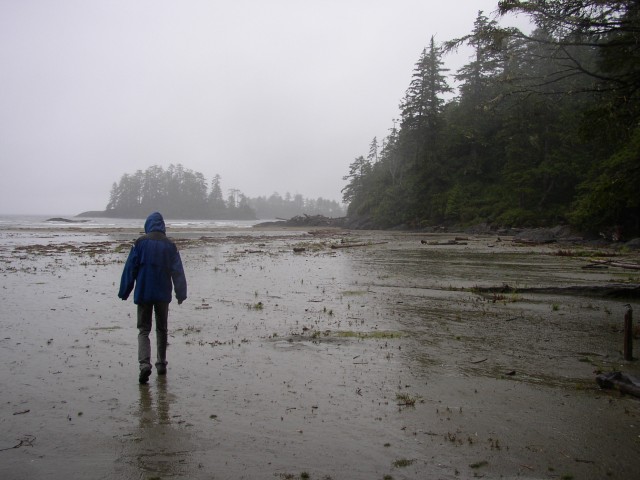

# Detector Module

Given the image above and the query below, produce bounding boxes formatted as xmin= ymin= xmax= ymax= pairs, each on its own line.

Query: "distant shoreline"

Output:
xmin=46 ymin=217 xmax=90 ymax=223
xmin=75 ymin=210 xmax=257 ymax=220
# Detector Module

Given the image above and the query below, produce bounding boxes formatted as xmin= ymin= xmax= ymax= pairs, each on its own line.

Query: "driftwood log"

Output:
xmin=423 ymin=239 xmax=468 ymax=246
xmin=473 ymin=283 xmax=640 ymax=299
xmin=587 ymin=259 xmax=640 ymax=270
xmin=331 ymin=241 xmax=388 ymax=249
xmin=596 ymin=372 xmax=640 ymax=398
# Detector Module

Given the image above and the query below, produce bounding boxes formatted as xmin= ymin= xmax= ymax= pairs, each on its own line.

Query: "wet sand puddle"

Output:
xmin=0 ymin=228 xmax=639 ymax=479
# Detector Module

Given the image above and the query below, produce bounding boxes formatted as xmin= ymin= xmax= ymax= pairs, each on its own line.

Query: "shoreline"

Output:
xmin=1 ymin=228 xmax=639 ymax=479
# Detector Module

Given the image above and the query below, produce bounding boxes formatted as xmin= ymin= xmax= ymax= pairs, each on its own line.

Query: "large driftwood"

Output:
xmin=596 ymin=372 xmax=640 ymax=398
xmin=473 ymin=283 xmax=640 ymax=299
xmin=422 ymin=239 xmax=467 ymax=246
xmin=588 ymin=259 xmax=640 ymax=270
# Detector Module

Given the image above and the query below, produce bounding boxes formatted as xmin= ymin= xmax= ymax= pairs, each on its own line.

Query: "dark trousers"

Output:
xmin=137 ymin=302 xmax=169 ymax=371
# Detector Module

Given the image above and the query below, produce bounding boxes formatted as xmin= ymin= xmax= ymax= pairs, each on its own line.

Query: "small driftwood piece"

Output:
xmin=470 ymin=358 xmax=488 ymax=364
xmin=331 ymin=241 xmax=388 ymax=249
xmin=424 ymin=239 xmax=467 ymax=246
xmin=512 ymin=238 xmax=556 ymax=245
xmin=0 ymin=435 xmax=36 ymax=452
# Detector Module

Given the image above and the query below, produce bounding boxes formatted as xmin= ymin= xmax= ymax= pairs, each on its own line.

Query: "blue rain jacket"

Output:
xmin=118 ymin=212 xmax=187 ymax=304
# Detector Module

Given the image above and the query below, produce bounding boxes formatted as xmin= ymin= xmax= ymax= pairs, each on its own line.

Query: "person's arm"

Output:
xmin=118 ymin=245 xmax=138 ymax=300
xmin=171 ymin=248 xmax=187 ymax=304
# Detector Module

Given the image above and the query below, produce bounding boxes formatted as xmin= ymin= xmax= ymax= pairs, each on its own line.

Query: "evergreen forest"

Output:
xmin=342 ymin=1 xmax=640 ymax=237
xmin=102 ymin=164 xmax=344 ymax=220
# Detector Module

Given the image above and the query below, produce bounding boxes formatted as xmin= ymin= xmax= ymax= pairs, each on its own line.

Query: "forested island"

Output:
xmin=342 ymin=2 xmax=640 ymax=238
xmin=79 ymin=164 xmax=344 ymax=220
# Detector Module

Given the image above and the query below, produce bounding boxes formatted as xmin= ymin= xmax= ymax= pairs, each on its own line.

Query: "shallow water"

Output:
xmin=1 ymin=227 xmax=639 ymax=479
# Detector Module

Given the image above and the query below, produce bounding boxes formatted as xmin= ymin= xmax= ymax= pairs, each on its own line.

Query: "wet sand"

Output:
xmin=1 ymin=226 xmax=639 ymax=479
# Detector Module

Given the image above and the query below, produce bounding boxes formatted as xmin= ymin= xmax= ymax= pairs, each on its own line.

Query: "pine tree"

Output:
xmin=367 ymin=137 xmax=379 ymax=165
xmin=208 ymin=174 xmax=226 ymax=216
xmin=398 ymin=35 xmax=452 ymax=184
xmin=341 ymin=155 xmax=371 ymax=205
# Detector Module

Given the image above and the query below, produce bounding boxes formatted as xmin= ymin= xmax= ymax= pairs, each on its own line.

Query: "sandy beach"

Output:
xmin=1 ymin=224 xmax=639 ymax=479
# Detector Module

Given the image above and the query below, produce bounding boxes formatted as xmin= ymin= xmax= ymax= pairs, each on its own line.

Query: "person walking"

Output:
xmin=118 ymin=212 xmax=187 ymax=384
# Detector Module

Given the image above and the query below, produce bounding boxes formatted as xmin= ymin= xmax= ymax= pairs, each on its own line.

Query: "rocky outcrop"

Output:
xmin=513 ymin=226 xmax=585 ymax=244
xmin=255 ymin=215 xmax=345 ymax=228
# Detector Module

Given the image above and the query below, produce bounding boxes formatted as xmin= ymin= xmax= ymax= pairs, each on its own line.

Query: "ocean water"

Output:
xmin=0 ymin=215 xmax=274 ymax=247
xmin=0 ymin=214 xmax=266 ymax=230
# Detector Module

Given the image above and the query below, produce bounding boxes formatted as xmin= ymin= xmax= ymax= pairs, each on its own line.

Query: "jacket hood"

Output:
xmin=144 ymin=212 xmax=166 ymax=234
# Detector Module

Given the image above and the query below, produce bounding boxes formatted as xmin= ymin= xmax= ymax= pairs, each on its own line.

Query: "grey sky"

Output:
xmin=0 ymin=0 xmax=524 ymax=215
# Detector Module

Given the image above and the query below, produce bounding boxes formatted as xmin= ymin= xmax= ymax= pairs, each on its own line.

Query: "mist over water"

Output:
xmin=1 ymin=1 xmax=525 ymax=216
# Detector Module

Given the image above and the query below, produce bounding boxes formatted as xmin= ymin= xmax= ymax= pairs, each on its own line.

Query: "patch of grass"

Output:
xmin=276 ymin=474 xmax=323 ymax=480
xmin=553 ymin=249 xmax=617 ymax=258
xmin=310 ymin=330 xmax=331 ymax=339
xmin=114 ymin=243 xmax=130 ymax=253
xmin=177 ymin=325 xmax=201 ymax=336
xmin=292 ymin=241 xmax=328 ymax=252
xmin=552 ymin=303 xmax=560 ymax=311
xmin=393 ymin=458 xmax=414 ymax=468
xmin=248 ymin=301 xmax=264 ymax=310
xmin=342 ymin=290 xmax=368 ymax=296
xmin=491 ymin=292 xmax=521 ymax=304
xmin=396 ymin=393 xmax=420 ymax=406
xmin=492 ymin=293 xmax=507 ymax=303
xmin=335 ymin=330 xmax=403 ymax=339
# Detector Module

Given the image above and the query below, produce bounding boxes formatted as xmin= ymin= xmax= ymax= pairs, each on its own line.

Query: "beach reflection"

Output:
xmin=132 ymin=377 xmax=191 ymax=478
xmin=138 ymin=376 xmax=171 ymax=426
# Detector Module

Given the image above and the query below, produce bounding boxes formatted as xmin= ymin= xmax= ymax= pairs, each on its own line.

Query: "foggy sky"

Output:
xmin=0 ymin=0 xmax=523 ymax=215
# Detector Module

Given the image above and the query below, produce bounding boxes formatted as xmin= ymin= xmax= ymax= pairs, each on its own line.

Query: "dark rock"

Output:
xmin=624 ymin=238 xmax=640 ymax=250
xmin=514 ymin=225 xmax=581 ymax=244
